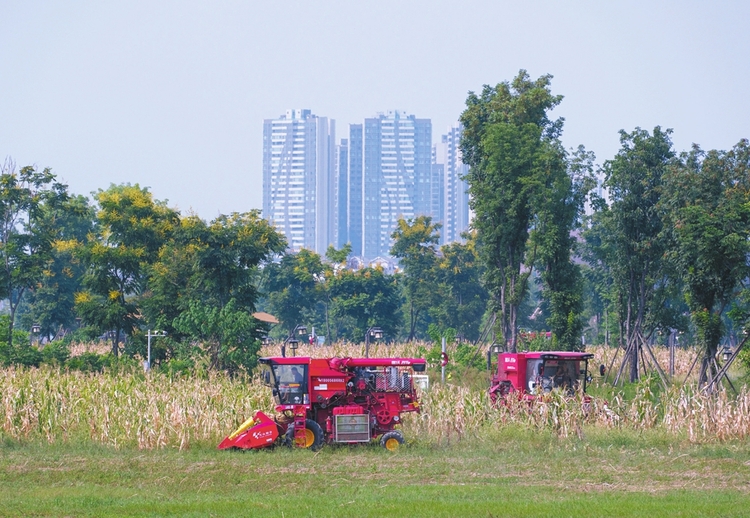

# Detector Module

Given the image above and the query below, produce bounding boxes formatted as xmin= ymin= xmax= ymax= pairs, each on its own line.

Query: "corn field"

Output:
xmin=3 ymin=342 xmax=748 ymax=449
xmin=1 ymin=366 xmax=272 ymax=450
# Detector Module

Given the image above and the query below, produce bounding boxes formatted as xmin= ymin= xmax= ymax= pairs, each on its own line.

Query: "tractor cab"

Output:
xmin=259 ymin=358 xmax=310 ymax=406
xmin=489 ymin=351 xmax=594 ymax=403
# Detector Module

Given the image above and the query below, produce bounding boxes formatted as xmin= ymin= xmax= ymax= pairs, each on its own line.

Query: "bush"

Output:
xmin=160 ymin=358 xmax=194 ymax=376
xmin=67 ymin=352 xmax=110 ymax=373
xmin=0 ymin=341 xmax=43 ymax=367
xmin=41 ymin=341 xmax=71 ymax=365
xmin=738 ymin=346 xmax=750 ymax=372
xmin=0 ymin=323 xmax=44 ymax=367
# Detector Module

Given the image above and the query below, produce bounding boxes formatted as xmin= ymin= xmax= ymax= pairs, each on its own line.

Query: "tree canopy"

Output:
xmin=460 ymin=70 xmax=590 ymax=352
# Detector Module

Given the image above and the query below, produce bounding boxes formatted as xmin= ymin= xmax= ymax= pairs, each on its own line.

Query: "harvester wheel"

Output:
xmin=380 ymin=431 xmax=404 ymax=452
xmin=284 ymin=419 xmax=324 ymax=451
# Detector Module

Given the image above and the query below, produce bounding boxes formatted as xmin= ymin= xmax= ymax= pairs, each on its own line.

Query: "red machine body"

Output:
xmin=218 ymin=356 xmax=426 ymax=451
xmin=489 ymin=351 xmax=594 ymax=403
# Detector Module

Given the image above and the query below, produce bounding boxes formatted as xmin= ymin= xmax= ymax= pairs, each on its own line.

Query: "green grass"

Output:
xmin=2 ymin=429 xmax=750 ymax=517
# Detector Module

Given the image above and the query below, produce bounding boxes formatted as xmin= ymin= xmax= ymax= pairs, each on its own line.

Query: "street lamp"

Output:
xmin=282 ymin=325 xmax=307 ymax=357
xmin=365 ymin=326 xmax=383 ymax=358
xmin=30 ymin=323 xmax=41 ymax=347
xmin=146 ymin=330 xmax=167 ymax=372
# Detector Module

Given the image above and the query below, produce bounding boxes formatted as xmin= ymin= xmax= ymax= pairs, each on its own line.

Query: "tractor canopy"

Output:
xmin=490 ymin=351 xmax=594 ymax=401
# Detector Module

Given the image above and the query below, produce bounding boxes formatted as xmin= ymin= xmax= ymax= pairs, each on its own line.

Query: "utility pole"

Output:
xmin=441 ymin=336 xmax=446 ymax=384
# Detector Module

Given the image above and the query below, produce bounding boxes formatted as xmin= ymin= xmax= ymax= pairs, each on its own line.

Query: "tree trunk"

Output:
xmin=408 ymin=301 xmax=417 ymax=341
xmin=7 ymin=287 xmax=25 ymax=348
xmin=112 ymin=329 xmax=121 ymax=357
xmin=508 ymin=303 xmax=518 ymax=353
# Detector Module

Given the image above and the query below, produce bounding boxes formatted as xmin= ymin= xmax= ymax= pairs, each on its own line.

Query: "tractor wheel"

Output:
xmin=284 ymin=419 xmax=324 ymax=451
xmin=380 ymin=430 xmax=404 ymax=452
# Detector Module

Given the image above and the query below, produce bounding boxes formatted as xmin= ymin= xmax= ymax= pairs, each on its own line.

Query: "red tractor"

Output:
xmin=488 ymin=350 xmax=594 ymax=403
xmin=218 ymin=356 xmax=426 ymax=452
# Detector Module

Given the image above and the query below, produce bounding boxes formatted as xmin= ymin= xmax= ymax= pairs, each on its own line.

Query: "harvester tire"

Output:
xmin=284 ymin=419 xmax=324 ymax=451
xmin=380 ymin=431 xmax=404 ymax=451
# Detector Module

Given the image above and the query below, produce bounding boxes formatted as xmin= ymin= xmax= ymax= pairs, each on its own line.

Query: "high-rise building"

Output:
xmin=353 ymin=111 xmax=433 ymax=260
xmin=262 ymin=109 xmax=335 ymax=254
xmin=335 ymin=138 xmax=348 ymax=249
xmin=347 ymin=124 xmax=364 ymax=256
xmin=434 ymin=124 xmax=470 ymax=244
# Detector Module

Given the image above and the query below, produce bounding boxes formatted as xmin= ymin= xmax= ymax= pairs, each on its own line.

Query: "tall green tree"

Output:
xmin=460 ymin=70 xmax=576 ymax=352
xmin=76 ymin=184 xmax=178 ymax=355
xmin=19 ymin=194 xmax=95 ymax=339
xmin=0 ymin=160 xmax=70 ymax=346
xmin=533 ymin=146 xmax=597 ymax=350
xmin=662 ymin=140 xmax=750 ymax=385
xmin=589 ymin=127 xmax=674 ymax=381
xmin=390 ymin=216 xmax=441 ymax=340
xmin=141 ymin=214 xmax=207 ymax=340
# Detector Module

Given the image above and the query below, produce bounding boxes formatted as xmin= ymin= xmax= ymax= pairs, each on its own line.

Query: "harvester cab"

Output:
xmin=488 ymin=351 xmax=594 ymax=403
xmin=261 ymin=362 xmax=309 ymax=405
xmin=219 ymin=356 xmax=427 ymax=452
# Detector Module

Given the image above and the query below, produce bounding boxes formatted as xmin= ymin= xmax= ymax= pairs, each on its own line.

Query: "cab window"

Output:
xmin=272 ymin=364 xmax=308 ymax=405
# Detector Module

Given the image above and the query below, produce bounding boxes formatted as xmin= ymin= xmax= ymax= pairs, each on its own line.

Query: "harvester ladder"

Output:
xmin=293 ymin=407 xmax=307 ymax=447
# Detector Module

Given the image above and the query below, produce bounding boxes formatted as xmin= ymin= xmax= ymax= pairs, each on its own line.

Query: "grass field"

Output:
xmin=2 ymin=429 xmax=749 ymax=517
xmin=3 ymin=344 xmax=750 ymax=516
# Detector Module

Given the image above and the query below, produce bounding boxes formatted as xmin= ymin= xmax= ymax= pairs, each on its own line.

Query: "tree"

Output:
xmin=76 ymin=184 xmax=178 ymax=355
xmin=533 ymin=146 xmax=596 ymax=350
xmin=18 ymin=194 xmax=95 ymax=339
xmin=328 ymin=266 xmax=402 ymax=343
xmin=194 ymin=212 xmax=286 ymax=311
xmin=432 ymin=234 xmax=489 ymax=342
xmin=316 ymin=243 xmax=354 ymax=340
xmin=662 ymin=140 xmax=750 ymax=385
xmin=172 ymin=298 xmax=260 ymax=372
xmin=590 ymin=127 xmax=674 ymax=381
xmin=264 ymin=248 xmax=326 ymax=337
xmin=144 ymin=210 xmax=286 ymax=370
xmin=390 ymin=216 xmax=441 ymax=340
xmin=325 ymin=243 xmax=352 ymax=265
xmin=460 ymin=70 xmax=572 ymax=352
xmin=0 ymin=160 xmax=70 ymax=346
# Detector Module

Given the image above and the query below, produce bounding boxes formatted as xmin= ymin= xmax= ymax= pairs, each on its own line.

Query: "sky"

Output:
xmin=1 ymin=1 xmax=748 ymax=219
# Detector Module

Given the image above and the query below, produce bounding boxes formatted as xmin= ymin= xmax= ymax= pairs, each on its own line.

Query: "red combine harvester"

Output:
xmin=218 ymin=356 xmax=426 ymax=451
xmin=488 ymin=351 xmax=594 ymax=403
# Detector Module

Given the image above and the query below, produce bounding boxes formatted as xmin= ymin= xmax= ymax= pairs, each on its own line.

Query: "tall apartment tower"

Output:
xmin=262 ymin=109 xmax=335 ymax=254
xmin=335 ymin=138 xmax=349 ymax=249
xmin=345 ymin=111 xmax=432 ymax=260
xmin=347 ymin=124 xmax=364 ymax=255
xmin=434 ymin=124 xmax=470 ymax=244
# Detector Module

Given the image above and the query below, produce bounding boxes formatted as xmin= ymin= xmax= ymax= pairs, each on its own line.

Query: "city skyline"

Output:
xmin=264 ymin=108 xmax=470 ymax=259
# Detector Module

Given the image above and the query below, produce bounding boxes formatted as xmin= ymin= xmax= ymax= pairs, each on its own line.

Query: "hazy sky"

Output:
xmin=2 ymin=1 xmax=748 ymax=219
